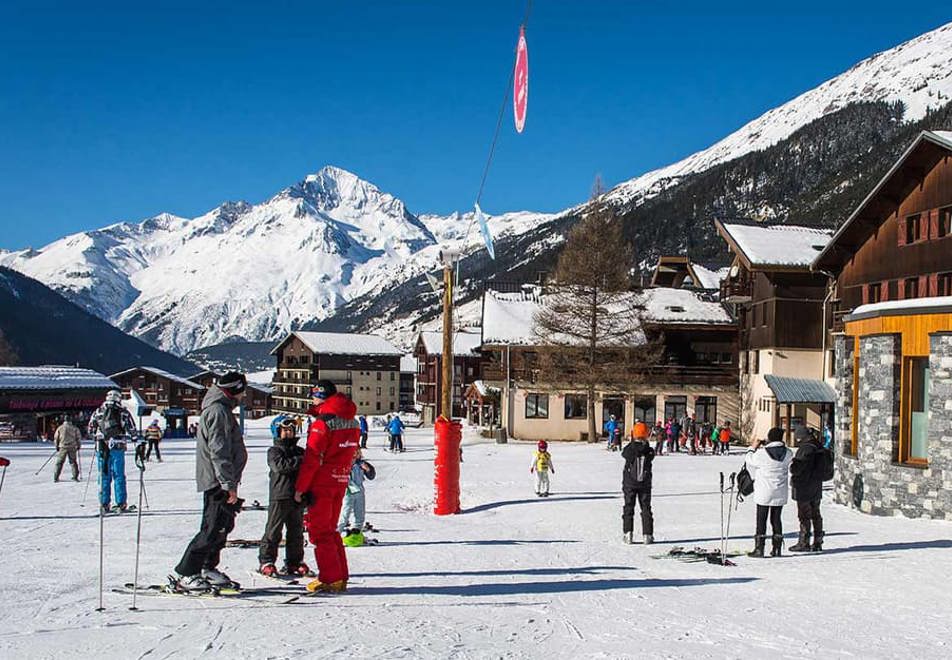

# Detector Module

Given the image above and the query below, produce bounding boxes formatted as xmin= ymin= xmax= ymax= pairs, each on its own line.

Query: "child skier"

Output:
xmin=530 ymin=440 xmax=555 ymax=497
xmin=338 ymin=448 xmax=376 ymax=544
xmin=259 ymin=417 xmax=310 ymax=577
xmin=622 ymin=421 xmax=655 ymax=544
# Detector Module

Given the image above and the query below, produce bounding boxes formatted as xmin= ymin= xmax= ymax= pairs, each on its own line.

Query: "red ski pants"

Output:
xmin=305 ymin=486 xmax=349 ymax=584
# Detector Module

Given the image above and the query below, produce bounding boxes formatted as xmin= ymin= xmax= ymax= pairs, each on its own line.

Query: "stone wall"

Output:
xmin=833 ymin=331 xmax=952 ymax=520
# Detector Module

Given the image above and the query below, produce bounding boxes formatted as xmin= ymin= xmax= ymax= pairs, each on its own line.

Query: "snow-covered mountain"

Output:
xmin=3 ymin=21 xmax=952 ymax=356
xmin=605 ymin=21 xmax=952 ymax=207
xmin=0 ymin=166 xmax=551 ymax=354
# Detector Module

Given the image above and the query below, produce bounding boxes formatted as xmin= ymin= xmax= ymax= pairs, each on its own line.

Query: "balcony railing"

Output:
xmin=720 ymin=278 xmax=752 ymax=302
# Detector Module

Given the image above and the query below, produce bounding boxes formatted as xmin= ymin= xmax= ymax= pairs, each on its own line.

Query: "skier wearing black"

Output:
xmin=173 ymin=372 xmax=249 ymax=593
xmin=258 ymin=417 xmax=310 ymax=577
xmin=789 ymin=426 xmax=826 ymax=552
xmin=622 ymin=421 xmax=655 ymax=544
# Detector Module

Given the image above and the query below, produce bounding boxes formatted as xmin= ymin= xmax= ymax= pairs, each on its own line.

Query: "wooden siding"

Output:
xmin=845 ymin=313 xmax=952 ymax=356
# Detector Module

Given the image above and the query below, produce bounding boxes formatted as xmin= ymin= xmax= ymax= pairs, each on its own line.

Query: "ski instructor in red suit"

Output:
xmin=294 ymin=379 xmax=361 ymax=593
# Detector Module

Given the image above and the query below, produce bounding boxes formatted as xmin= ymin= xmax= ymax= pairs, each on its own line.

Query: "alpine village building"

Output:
xmin=188 ymin=370 xmax=273 ymax=419
xmin=413 ymin=330 xmax=483 ymax=424
xmin=270 ymin=331 xmax=403 ymax=416
xmin=715 ymin=221 xmax=836 ymax=446
xmin=110 ymin=367 xmax=206 ymax=415
xmin=478 ymin=269 xmax=739 ymax=442
xmin=813 ymin=130 xmax=952 ymax=520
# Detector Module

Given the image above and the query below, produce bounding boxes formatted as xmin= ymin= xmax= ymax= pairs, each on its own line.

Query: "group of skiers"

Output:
xmin=605 ymin=415 xmax=733 ymax=456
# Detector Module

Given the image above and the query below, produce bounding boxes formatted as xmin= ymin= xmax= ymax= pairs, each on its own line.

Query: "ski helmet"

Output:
xmin=105 ymin=390 xmax=123 ymax=404
xmin=311 ymin=379 xmax=337 ymax=400
xmin=537 ymin=440 xmax=548 ymax=450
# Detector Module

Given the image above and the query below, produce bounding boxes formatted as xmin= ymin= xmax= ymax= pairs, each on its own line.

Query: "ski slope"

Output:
xmin=1 ymin=422 xmax=951 ymax=659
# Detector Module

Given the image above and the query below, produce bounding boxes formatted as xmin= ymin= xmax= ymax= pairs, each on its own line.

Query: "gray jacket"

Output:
xmin=54 ymin=421 xmax=82 ymax=451
xmin=195 ymin=386 xmax=248 ymax=493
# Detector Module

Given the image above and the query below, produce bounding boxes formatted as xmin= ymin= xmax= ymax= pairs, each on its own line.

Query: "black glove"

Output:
xmin=299 ymin=492 xmax=315 ymax=508
xmin=134 ymin=443 xmax=147 ymax=469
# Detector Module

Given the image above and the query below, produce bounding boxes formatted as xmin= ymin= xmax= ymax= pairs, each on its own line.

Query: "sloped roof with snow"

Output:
xmin=272 ymin=331 xmax=403 ymax=356
xmin=109 ymin=366 xmax=206 ymax=390
xmin=691 ymin=265 xmax=730 ymax=291
xmin=481 ymin=292 xmax=543 ymax=346
xmin=641 ymin=288 xmax=734 ymax=325
xmin=845 ymin=296 xmax=952 ymax=321
xmin=717 ymin=222 xmax=832 ymax=269
xmin=400 ymin=355 xmax=417 ymax=372
xmin=418 ymin=331 xmax=482 ymax=356
xmin=0 ymin=366 xmax=117 ymax=391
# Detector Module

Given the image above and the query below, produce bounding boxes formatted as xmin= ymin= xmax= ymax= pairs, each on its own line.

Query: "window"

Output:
xmin=721 ymin=352 xmax=732 ymax=364
xmin=389 ymin=402 xmax=395 ymax=412
xmin=390 ymin=372 xmax=395 ymax=381
xmin=905 ymin=213 xmax=922 ymax=244
xmin=377 ymin=372 xmax=382 ymax=381
xmin=868 ymin=282 xmax=882 ymax=304
xmin=376 ymin=401 xmax=381 ymax=411
xmin=902 ymin=357 xmax=930 ymax=464
xmin=938 ymin=272 xmax=952 ymax=297
xmin=695 ymin=396 xmax=717 ymax=423
xmin=664 ymin=396 xmax=687 ymax=421
xmin=376 ymin=387 xmax=381 ymax=396
xmin=903 ymin=278 xmax=918 ymax=299
xmin=563 ymin=395 xmax=587 ymax=419
xmin=750 ymin=350 xmax=760 ymax=375
xmin=525 ymin=393 xmax=549 ymax=419
xmin=939 ymin=206 xmax=951 ymax=238
xmin=633 ymin=399 xmax=656 ymax=425
xmin=761 ymin=302 xmax=768 ymax=327
xmin=389 ymin=387 xmax=395 ymax=396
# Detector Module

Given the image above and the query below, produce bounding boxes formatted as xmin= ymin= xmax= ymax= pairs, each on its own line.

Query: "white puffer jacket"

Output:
xmin=745 ymin=441 xmax=793 ymax=507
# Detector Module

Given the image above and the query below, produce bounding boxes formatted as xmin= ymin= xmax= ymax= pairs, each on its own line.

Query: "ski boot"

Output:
xmin=100 ymin=504 xmax=111 ymax=515
xmin=747 ymin=535 xmax=766 ymax=558
xmin=789 ymin=526 xmax=811 ymax=553
xmin=202 ymin=568 xmax=240 ymax=589
xmin=623 ymin=531 xmax=633 ymax=545
xmin=812 ymin=531 xmax=824 ymax=553
xmin=259 ymin=563 xmax=278 ymax=578
xmin=282 ymin=563 xmax=315 ymax=578
xmin=306 ymin=578 xmax=347 ymax=594
xmin=770 ymin=534 xmax=784 ymax=558
xmin=644 ymin=535 xmax=654 ymax=545
xmin=362 ymin=522 xmax=376 ymax=532
xmin=171 ymin=573 xmax=216 ymax=594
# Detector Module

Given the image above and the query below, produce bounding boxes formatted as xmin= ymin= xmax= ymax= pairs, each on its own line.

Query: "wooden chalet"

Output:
xmin=110 ymin=366 xmax=205 ymax=415
xmin=413 ymin=331 xmax=483 ymax=423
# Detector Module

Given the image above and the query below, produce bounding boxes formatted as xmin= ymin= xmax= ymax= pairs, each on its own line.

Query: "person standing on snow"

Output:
xmin=53 ymin=417 xmax=82 ymax=482
xmin=294 ymin=380 xmax=361 ymax=593
xmin=622 ymin=421 xmax=655 ymax=544
xmin=387 ymin=414 xmax=405 ymax=452
xmin=173 ymin=372 xmax=249 ymax=592
xmin=649 ymin=420 xmax=665 ymax=456
xmin=338 ymin=448 xmax=376 ymax=539
xmin=744 ymin=427 xmax=793 ymax=558
xmin=789 ymin=426 xmax=827 ymax=553
xmin=358 ymin=415 xmax=368 ymax=449
xmin=88 ymin=390 xmax=140 ymax=513
xmin=530 ymin=440 xmax=555 ymax=497
xmin=144 ymin=420 xmax=163 ymax=462
xmin=258 ymin=417 xmax=309 ymax=577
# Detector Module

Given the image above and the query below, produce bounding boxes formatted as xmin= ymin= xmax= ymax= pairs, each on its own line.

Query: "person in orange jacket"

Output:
xmin=294 ymin=380 xmax=361 ymax=593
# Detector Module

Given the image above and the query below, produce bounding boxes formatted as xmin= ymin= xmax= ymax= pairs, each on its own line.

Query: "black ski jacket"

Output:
xmin=790 ymin=438 xmax=823 ymax=502
xmin=268 ymin=436 xmax=305 ymax=501
xmin=622 ymin=440 xmax=655 ymax=489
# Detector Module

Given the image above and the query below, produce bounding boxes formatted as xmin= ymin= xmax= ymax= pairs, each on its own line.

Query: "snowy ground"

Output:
xmin=1 ymin=421 xmax=951 ymax=659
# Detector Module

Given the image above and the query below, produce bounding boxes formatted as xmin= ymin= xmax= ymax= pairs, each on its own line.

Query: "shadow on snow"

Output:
xmin=348 ymin=577 xmax=759 ymax=597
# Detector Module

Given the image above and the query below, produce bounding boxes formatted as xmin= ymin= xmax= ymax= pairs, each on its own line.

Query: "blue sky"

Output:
xmin=1 ymin=1 xmax=950 ymax=249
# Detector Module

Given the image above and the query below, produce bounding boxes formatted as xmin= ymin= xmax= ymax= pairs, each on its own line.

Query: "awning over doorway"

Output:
xmin=764 ymin=375 xmax=835 ymax=404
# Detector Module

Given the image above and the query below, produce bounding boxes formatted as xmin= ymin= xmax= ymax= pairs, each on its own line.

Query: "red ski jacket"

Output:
xmin=295 ymin=394 xmax=361 ymax=493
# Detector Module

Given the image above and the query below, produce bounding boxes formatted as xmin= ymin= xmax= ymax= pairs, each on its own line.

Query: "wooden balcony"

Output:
xmin=720 ymin=278 xmax=752 ymax=303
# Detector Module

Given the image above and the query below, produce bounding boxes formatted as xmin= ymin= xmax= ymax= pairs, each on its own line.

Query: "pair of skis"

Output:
xmin=718 ymin=471 xmax=737 ymax=566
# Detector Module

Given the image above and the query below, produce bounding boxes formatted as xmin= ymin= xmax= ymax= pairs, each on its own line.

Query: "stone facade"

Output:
xmin=833 ymin=332 xmax=952 ymax=520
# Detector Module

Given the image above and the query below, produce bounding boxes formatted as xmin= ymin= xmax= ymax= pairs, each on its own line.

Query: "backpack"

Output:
xmin=101 ymin=405 xmax=125 ymax=439
xmin=736 ymin=465 xmax=754 ymax=500
xmin=819 ymin=446 xmax=835 ymax=482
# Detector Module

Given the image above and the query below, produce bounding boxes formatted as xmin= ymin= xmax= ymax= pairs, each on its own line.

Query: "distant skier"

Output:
xmin=358 ymin=415 xmax=369 ymax=449
xmin=604 ymin=415 xmax=621 ymax=451
xmin=744 ymin=427 xmax=793 ymax=558
xmin=53 ymin=417 xmax=82 ymax=482
xmin=173 ymin=372 xmax=249 ymax=592
xmin=530 ymin=440 xmax=555 ymax=497
xmin=259 ymin=416 xmax=309 ymax=577
xmin=622 ymin=421 xmax=655 ymax=544
xmin=294 ymin=380 xmax=361 ymax=593
xmin=88 ymin=390 xmax=140 ymax=513
xmin=144 ymin=419 xmax=163 ymax=462
xmin=338 ymin=448 xmax=376 ymax=538
xmin=681 ymin=413 xmax=697 ymax=454
xmin=387 ymin=414 xmax=405 ymax=452
xmin=668 ymin=418 xmax=682 ymax=453
xmin=650 ymin=420 xmax=665 ymax=456
xmin=789 ymin=426 xmax=828 ymax=553
xmin=718 ymin=422 xmax=733 ymax=455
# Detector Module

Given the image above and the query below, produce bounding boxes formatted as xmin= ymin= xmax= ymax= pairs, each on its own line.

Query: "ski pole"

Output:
xmin=0 ymin=464 xmax=7 ymax=504
xmin=34 ymin=450 xmax=57 ymax=476
xmin=724 ymin=472 xmax=737 ymax=565
xmin=719 ymin=472 xmax=725 ymax=563
xmin=81 ymin=450 xmax=97 ymax=507
xmin=130 ymin=455 xmax=146 ymax=611
xmin=96 ymin=498 xmax=105 ymax=612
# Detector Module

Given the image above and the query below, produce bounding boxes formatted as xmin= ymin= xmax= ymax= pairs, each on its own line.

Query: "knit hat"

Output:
xmin=794 ymin=426 xmax=813 ymax=444
xmin=218 ymin=372 xmax=247 ymax=395
xmin=631 ymin=421 xmax=650 ymax=439
xmin=767 ymin=427 xmax=784 ymax=444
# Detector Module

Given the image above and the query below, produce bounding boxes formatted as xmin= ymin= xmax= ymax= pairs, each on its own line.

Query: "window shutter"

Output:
xmin=897 ymin=216 xmax=907 ymax=246
xmin=929 ymin=273 xmax=939 ymax=297
xmin=919 ymin=214 xmax=929 ymax=242
xmin=880 ymin=280 xmax=889 ymax=301
xmin=918 ymin=275 xmax=928 ymax=298
xmin=862 ymin=284 xmax=870 ymax=305
xmin=929 ymin=209 xmax=940 ymax=240
xmin=898 ymin=281 xmax=906 ymax=300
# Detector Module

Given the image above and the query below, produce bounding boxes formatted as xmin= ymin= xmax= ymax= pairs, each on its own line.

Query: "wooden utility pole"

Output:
xmin=439 ymin=249 xmax=458 ymax=419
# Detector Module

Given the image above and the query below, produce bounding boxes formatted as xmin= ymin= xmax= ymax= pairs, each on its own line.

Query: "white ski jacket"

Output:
xmin=744 ymin=441 xmax=793 ymax=507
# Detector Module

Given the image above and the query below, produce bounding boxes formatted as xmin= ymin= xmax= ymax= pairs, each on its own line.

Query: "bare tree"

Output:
xmin=533 ymin=191 xmax=662 ymax=442
xmin=0 ymin=329 xmax=17 ymax=366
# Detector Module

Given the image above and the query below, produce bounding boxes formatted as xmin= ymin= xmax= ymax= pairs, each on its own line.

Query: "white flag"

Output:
xmin=475 ymin=202 xmax=494 ymax=260
xmin=425 ymin=271 xmax=442 ymax=293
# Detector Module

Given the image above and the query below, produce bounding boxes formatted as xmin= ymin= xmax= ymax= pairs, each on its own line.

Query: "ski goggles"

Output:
xmin=310 ymin=385 xmax=332 ymax=400
xmin=276 ymin=417 xmax=297 ymax=430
